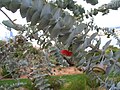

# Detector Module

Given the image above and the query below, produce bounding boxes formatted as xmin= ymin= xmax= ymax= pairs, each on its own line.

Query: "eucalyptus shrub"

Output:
xmin=0 ymin=0 xmax=120 ymax=89
xmin=0 ymin=35 xmax=51 ymax=90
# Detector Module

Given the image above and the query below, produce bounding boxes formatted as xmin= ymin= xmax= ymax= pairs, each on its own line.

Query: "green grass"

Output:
xmin=0 ymin=75 xmax=87 ymax=90
xmin=0 ymin=79 xmax=35 ymax=90
xmin=0 ymin=74 xmax=120 ymax=90
xmin=48 ymin=74 xmax=87 ymax=90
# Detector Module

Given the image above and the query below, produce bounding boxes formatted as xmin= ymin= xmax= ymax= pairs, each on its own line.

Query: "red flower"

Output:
xmin=60 ymin=50 xmax=73 ymax=56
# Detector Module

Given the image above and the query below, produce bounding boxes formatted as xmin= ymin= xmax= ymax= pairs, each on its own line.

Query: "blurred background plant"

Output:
xmin=0 ymin=0 xmax=120 ymax=90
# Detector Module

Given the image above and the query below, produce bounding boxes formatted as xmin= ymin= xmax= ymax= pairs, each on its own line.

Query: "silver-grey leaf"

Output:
xmin=50 ymin=20 xmax=63 ymax=39
xmin=40 ymin=3 xmax=52 ymax=19
xmin=58 ymin=32 xmax=71 ymax=44
xmin=63 ymin=15 xmax=75 ymax=29
xmin=52 ymin=8 xmax=62 ymax=21
xmin=117 ymin=82 xmax=120 ymax=89
xmin=0 ymin=0 xmax=3 ymax=8
xmin=32 ymin=0 xmax=45 ymax=11
xmin=78 ymin=58 xmax=86 ymax=66
xmin=102 ymin=40 xmax=112 ymax=51
xmin=65 ymin=29 xmax=75 ymax=47
xmin=26 ymin=8 xmax=36 ymax=22
xmin=31 ymin=11 xmax=40 ymax=25
xmin=109 ymin=50 xmax=113 ymax=58
xmin=78 ymin=23 xmax=87 ymax=32
xmin=9 ymin=0 xmax=21 ymax=13
xmin=93 ymin=38 xmax=101 ymax=50
xmin=48 ymin=23 xmax=56 ymax=34
xmin=1 ymin=0 xmax=11 ymax=6
xmin=37 ymin=15 xmax=51 ymax=30
xmin=2 ymin=20 xmax=15 ymax=29
xmin=1 ymin=0 xmax=11 ymax=10
xmin=87 ymin=32 xmax=98 ymax=45
xmin=75 ymin=24 xmax=85 ymax=34
xmin=20 ymin=0 xmax=32 ymax=18
xmin=81 ymin=38 xmax=89 ymax=50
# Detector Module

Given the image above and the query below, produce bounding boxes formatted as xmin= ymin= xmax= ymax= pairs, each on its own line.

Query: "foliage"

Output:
xmin=0 ymin=0 xmax=120 ymax=90
xmin=1 ymin=65 xmax=13 ymax=78
xmin=99 ymin=0 xmax=120 ymax=10
xmin=0 ymin=36 xmax=51 ymax=90
xmin=49 ymin=46 xmax=69 ymax=66
xmin=106 ymin=45 xmax=120 ymax=54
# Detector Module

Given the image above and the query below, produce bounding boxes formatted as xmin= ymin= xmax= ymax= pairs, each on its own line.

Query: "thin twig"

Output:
xmin=0 ymin=8 xmax=15 ymax=25
xmin=0 ymin=66 xmax=20 ymax=80
xmin=0 ymin=72 xmax=12 ymax=80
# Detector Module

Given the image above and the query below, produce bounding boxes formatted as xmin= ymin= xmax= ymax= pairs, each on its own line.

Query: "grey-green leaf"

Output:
xmin=1 ymin=0 xmax=11 ymax=6
xmin=93 ymin=38 xmax=101 ymax=50
xmin=58 ymin=32 xmax=71 ymax=44
xmin=63 ymin=15 xmax=75 ymax=29
xmin=72 ymin=42 xmax=81 ymax=52
xmin=79 ymin=23 xmax=87 ymax=32
xmin=102 ymin=40 xmax=111 ymax=51
xmin=65 ymin=28 xmax=75 ymax=46
xmin=117 ymin=82 xmax=120 ymax=89
xmin=2 ymin=20 xmax=15 ymax=29
xmin=37 ymin=15 xmax=51 ymax=30
xmin=9 ymin=0 xmax=21 ymax=13
xmin=50 ymin=21 xmax=63 ymax=39
xmin=20 ymin=0 xmax=32 ymax=18
xmin=32 ymin=0 xmax=45 ymax=11
xmin=31 ymin=11 xmax=40 ymax=26
xmin=87 ymin=32 xmax=98 ymax=45
xmin=26 ymin=8 xmax=36 ymax=22
xmin=40 ymin=4 xmax=52 ymax=18
xmin=52 ymin=8 xmax=62 ymax=21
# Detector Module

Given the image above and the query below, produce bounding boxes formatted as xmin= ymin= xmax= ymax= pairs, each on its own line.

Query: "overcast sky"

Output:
xmin=0 ymin=0 xmax=120 ymax=48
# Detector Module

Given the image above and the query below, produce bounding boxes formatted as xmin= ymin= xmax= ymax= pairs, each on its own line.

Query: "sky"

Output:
xmin=0 ymin=0 xmax=120 ymax=48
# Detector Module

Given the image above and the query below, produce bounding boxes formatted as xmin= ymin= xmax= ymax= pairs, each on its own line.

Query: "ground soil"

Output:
xmin=1 ymin=66 xmax=83 ymax=78
xmin=50 ymin=66 xmax=83 ymax=76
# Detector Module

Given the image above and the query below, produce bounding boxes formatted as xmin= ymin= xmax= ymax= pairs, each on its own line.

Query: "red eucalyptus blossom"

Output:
xmin=60 ymin=50 xmax=73 ymax=56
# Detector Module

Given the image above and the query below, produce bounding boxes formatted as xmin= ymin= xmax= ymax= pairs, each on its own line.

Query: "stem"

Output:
xmin=94 ymin=73 xmax=105 ymax=84
xmin=0 ymin=8 xmax=15 ymax=25
xmin=0 ymin=68 xmax=17 ymax=80
xmin=0 ymin=72 xmax=12 ymax=80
